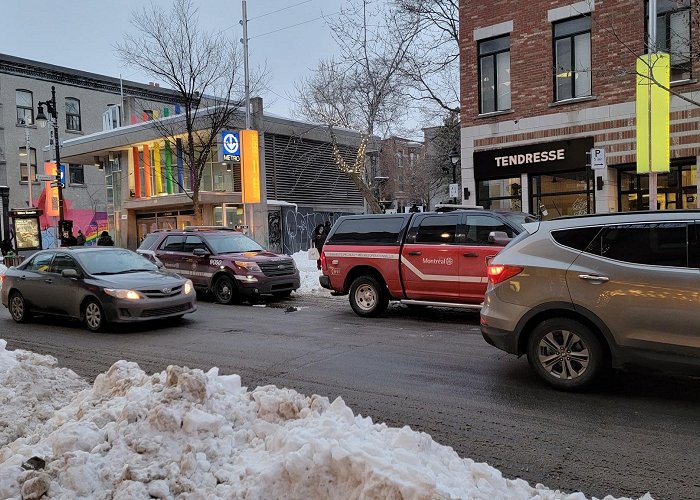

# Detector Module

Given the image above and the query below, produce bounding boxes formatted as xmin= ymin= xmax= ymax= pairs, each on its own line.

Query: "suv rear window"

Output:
xmin=552 ymin=227 xmax=602 ymax=251
xmin=328 ymin=217 xmax=406 ymax=245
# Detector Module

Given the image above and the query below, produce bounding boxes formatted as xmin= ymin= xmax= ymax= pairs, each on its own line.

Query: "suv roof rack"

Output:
xmin=183 ymin=226 xmax=238 ymax=232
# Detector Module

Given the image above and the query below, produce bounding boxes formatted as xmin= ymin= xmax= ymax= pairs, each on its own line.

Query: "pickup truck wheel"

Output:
xmin=349 ymin=276 xmax=388 ymax=317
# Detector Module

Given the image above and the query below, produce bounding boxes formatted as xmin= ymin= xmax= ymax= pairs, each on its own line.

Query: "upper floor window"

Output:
xmin=396 ymin=151 xmax=404 ymax=167
xmin=103 ymin=105 xmax=121 ymax=131
xmin=19 ymin=146 xmax=37 ymax=182
xmin=478 ymin=35 xmax=511 ymax=113
xmin=65 ymin=98 xmax=81 ymax=131
xmin=69 ymin=164 xmax=85 ymax=185
xmin=553 ymin=16 xmax=592 ymax=101
xmin=16 ymin=90 xmax=33 ymax=125
xmin=647 ymin=0 xmax=692 ymax=81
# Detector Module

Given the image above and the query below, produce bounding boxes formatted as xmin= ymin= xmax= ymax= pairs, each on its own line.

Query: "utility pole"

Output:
xmin=241 ymin=0 xmax=251 ymax=129
xmin=648 ymin=0 xmax=657 ymax=210
xmin=25 ymin=127 xmax=33 ymax=208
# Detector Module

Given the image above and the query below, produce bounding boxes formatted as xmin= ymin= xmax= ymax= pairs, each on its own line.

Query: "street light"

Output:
xmin=448 ymin=147 xmax=460 ymax=204
xmin=36 ymin=86 xmax=66 ymax=241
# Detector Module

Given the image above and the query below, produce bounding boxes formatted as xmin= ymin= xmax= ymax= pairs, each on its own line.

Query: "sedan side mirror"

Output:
xmin=61 ymin=268 xmax=80 ymax=279
xmin=193 ymin=248 xmax=210 ymax=257
xmin=488 ymin=231 xmax=511 ymax=246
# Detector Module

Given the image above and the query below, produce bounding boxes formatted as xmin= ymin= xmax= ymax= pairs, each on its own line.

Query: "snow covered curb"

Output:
xmin=0 ymin=341 xmax=650 ymax=499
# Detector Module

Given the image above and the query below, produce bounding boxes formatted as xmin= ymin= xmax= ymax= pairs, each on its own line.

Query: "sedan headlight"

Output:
xmin=104 ymin=288 xmax=143 ymax=300
xmin=184 ymin=279 xmax=193 ymax=295
xmin=234 ymin=261 xmax=261 ymax=272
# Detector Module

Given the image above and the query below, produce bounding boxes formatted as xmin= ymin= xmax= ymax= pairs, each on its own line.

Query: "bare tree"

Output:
xmin=116 ymin=0 xmax=249 ymax=223
xmin=296 ymin=0 xmax=419 ymax=213
xmin=423 ymin=111 xmax=461 ymax=204
xmin=394 ymin=0 xmax=460 ymax=117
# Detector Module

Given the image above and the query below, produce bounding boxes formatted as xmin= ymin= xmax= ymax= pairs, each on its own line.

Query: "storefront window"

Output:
xmin=531 ymin=170 xmax=593 ymax=219
xmin=477 ymin=178 xmax=522 ymax=211
xmin=619 ymin=163 xmax=697 ymax=211
xmin=213 ymin=205 xmax=244 ymax=229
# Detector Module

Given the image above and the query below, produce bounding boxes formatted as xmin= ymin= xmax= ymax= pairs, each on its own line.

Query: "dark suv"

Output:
xmin=138 ymin=227 xmax=300 ymax=304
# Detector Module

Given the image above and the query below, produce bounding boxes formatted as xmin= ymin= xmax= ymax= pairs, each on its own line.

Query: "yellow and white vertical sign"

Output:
xmin=636 ymin=53 xmax=670 ymax=173
xmin=240 ymin=129 xmax=261 ymax=203
xmin=44 ymin=162 xmax=59 ymax=217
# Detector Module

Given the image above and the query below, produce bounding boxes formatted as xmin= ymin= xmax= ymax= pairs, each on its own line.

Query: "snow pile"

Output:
xmin=292 ymin=250 xmax=326 ymax=296
xmin=0 ymin=342 xmax=650 ymax=500
xmin=0 ymin=340 xmax=88 ymax=449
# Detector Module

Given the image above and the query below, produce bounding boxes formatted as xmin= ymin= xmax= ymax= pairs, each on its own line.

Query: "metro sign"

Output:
xmin=221 ymin=131 xmax=241 ymax=162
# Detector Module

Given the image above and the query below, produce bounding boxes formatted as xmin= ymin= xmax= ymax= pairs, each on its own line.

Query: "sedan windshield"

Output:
xmin=77 ymin=249 xmax=158 ymax=275
xmin=206 ymin=234 xmax=264 ymax=254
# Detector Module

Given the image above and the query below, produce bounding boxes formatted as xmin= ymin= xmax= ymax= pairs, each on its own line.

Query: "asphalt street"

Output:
xmin=1 ymin=294 xmax=698 ymax=500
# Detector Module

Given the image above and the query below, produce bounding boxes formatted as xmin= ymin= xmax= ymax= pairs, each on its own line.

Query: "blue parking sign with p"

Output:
xmin=221 ymin=131 xmax=240 ymax=161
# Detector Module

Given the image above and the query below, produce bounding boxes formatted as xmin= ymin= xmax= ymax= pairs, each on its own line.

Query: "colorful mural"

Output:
xmin=35 ymin=188 xmax=109 ymax=248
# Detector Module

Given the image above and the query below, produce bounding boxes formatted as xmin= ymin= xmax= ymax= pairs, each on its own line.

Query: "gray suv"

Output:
xmin=481 ymin=211 xmax=700 ymax=390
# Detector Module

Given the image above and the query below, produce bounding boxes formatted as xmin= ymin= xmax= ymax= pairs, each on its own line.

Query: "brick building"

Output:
xmin=459 ymin=0 xmax=699 ymax=218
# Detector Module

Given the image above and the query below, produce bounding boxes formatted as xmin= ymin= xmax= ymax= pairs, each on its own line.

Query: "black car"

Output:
xmin=1 ymin=247 xmax=196 ymax=331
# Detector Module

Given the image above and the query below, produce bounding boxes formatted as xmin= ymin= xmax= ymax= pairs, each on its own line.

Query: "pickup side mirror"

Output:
xmin=193 ymin=248 xmax=211 ymax=257
xmin=61 ymin=268 xmax=80 ymax=279
xmin=488 ymin=231 xmax=511 ymax=246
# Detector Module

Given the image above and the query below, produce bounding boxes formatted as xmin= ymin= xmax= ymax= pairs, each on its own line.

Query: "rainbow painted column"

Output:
xmin=143 ymin=144 xmax=152 ymax=197
xmin=165 ymin=141 xmax=173 ymax=194
xmin=176 ymin=139 xmax=184 ymax=193
xmin=132 ymin=146 xmax=141 ymax=198
xmin=153 ymin=143 xmax=163 ymax=194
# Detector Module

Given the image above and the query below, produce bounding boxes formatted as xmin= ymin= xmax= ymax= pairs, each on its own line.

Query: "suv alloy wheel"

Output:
xmin=526 ymin=318 xmax=604 ymax=390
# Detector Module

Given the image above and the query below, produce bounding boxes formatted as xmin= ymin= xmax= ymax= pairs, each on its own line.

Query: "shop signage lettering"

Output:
xmin=495 ymin=149 xmax=565 ymax=167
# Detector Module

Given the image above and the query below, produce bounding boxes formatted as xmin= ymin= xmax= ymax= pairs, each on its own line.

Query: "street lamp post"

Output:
xmin=448 ymin=148 xmax=460 ymax=204
xmin=35 ymin=86 xmax=65 ymax=235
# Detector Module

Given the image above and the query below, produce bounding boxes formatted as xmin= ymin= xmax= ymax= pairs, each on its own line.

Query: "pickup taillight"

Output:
xmin=320 ymin=251 xmax=326 ymax=270
xmin=487 ymin=264 xmax=523 ymax=285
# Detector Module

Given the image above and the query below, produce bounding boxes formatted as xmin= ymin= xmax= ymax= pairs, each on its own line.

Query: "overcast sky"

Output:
xmin=1 ymin=0 xmax=343 ymax=119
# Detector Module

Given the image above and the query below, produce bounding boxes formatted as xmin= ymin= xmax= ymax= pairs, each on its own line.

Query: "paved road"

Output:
xmin=1 ymin=295 xmax=698 ymax=500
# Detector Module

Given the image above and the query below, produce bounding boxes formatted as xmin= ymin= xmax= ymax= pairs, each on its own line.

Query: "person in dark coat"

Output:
xmin=1 ymin=237 xmax=13 ymax=256
xmin=76 ymin=229 xmax=86 ymax=246
xmin=64 ymin=231 xmax=78 ymax=247
xmin=97 ymin=231 xmax=115 ymax=246
xmin=312 ymin=224 xmax=327 ymax=270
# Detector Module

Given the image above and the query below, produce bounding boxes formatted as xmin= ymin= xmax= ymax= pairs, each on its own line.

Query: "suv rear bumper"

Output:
xmin=480 ymin=324 xmax=518 ymax=354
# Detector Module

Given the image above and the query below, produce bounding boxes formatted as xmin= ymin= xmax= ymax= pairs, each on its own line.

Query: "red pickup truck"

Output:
xmin=319 ymin=210 xmax=535 ymax=316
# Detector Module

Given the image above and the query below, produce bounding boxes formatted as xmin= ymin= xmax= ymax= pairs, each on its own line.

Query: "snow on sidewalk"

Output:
xmin=291 ymin=250 xmax=326 ymax=296
xmin=0 ymin=340 xmax=651 ymax=500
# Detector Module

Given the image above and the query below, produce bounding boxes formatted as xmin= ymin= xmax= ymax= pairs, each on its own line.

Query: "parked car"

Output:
xmin=1 ymin=247 xmax=196 ymax=331
xmin=481 ymin=211 xmax=700 ymax=390
xmin=137 ymin=227 xmax=300 ymax=304
xmin=319 ymin=210 xmax=535 ymax=316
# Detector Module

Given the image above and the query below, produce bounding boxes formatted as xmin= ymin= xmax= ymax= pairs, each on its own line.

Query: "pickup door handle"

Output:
xmin=44 ymin=278 xmax=53 ymax=284
xmin=408 ymin=251 xmax=422 ymax=256
xmin=578 ymin=274 xmax=609 ymax=283
xmin=463 ymin=252 xmax=479 ymax=257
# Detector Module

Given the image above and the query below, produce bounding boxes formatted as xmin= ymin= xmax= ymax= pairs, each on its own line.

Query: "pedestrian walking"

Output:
xmin=97 ymin=231 xmax=115 ymax=246
xmin=76 ymin=229 xmax=86 ymax=246
xmin=312 ymin=224 xmax=328 ymax=270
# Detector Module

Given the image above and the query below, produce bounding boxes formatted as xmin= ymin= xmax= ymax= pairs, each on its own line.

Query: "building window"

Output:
xmin=646 ymin=0 xmax=691 ymax=81
xmin=69 ymin=164 xmax=85 ymax=185
xmin=478 ymin=35 xmax=511 ymax=113
xmin=553 ymin=16 xmax=592 ymax=101
xmin=16 ymin=90 xmax=34 ymax=125
xmin=531 ymin=170 xmax=594 ymax=220
xmin=66 ymin=98 xmax=81 ymax=131
xmin=396 ymin=151 xmax=404 ymax=167
xmin=103 ymin=105 xmax=121 ymax=130
xmin=619 ymin=163 xmax=697 ymax=211
xmin=19 ymin=147 xmax=37 ymax=182
xmin=477 ymin=177 xmax=522 ymax=211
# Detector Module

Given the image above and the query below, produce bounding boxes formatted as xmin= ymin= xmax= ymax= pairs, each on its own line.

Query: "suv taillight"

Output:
xmin=487 ymin=265 xmax=523 ymax=285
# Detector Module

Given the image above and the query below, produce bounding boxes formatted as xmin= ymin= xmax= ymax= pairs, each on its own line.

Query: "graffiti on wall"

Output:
xmin=280 ymin=206 xmax=348 ymax=255
xmin=267 ymin=209 xmax=282 ymax=254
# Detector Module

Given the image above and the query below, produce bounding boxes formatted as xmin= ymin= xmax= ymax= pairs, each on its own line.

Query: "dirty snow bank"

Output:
xmin=0 ymin=341 xmax=650 ymax=499
xmin=292 ymin=250 xmax=326 ymax=296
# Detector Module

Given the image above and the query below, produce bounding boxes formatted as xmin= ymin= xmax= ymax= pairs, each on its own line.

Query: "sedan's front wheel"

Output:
xmin=83 ymin=299 xmax=106 ymax=332
xmin=527 ymin=318 xmax=604 ymax=391
xmin=9 ymin=292 xmax=30 ymax=323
